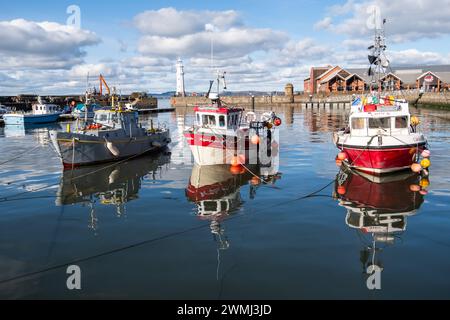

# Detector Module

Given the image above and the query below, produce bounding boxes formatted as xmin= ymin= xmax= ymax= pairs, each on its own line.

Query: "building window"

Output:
xmin=369 ymin=117 xmax=391 ymax=129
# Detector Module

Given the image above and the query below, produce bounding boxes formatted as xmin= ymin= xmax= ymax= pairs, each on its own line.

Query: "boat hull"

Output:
xmin=50 ymin=130 xmax=171 ymax=169
xmin=3 ymin=113 xmax=61 ymax=125
xmin=339 ymin=143 xmax=426 ymax=174
xmin=184 ymin=132 xmax=251 ymax=166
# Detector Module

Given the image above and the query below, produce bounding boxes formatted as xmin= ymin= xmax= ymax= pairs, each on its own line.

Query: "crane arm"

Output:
xmin=99 ymin=74 xmax=111 ymax=96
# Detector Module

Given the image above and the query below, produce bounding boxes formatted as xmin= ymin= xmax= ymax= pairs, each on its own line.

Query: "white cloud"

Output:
xmin=137 ymin=28 xmax=288 ymax=59
xmin=278 ymin=39 xmax=330 ymax=65
xmin=388 ymin=49 xmax=450 ymax=65
xmin=315 ymin=0 xmax=450 ymax=43
xmin=314 ymin=17 xmax=332 ymax=30
xmin=0 ymin=19 xmax=99 ymax=70
xmin=133 ymin=7 xmax=242 ymax=37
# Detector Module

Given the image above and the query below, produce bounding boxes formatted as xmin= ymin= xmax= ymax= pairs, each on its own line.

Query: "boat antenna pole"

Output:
xmin=84 ymin=72 xmax=90 ymax=125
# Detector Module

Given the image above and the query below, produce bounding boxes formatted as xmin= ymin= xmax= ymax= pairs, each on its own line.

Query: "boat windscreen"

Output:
xmin=369 ymin=117 xmax=390 ymax=129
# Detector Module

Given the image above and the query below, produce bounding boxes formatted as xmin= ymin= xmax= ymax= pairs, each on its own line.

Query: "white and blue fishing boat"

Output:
xmin=3 ymin=97 xmax=61 ymax=125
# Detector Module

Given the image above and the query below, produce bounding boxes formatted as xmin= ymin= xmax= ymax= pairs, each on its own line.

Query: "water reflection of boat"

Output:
xmin=56 ymin=152 xmax=170 ymax=229
xmin=334 ymin=167 xmax=427 ymax=282
xmin=186 ymin=162 xmax=281 ymax=250
xmin=4 ymin=123 xmax=60 ymax=146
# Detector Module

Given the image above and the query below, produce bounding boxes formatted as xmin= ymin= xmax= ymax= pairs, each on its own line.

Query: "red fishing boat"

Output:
xmin=184 ymin=72 xmax=281 ymax=166
xmin=333 ymin=20 xmax=428 ymax=175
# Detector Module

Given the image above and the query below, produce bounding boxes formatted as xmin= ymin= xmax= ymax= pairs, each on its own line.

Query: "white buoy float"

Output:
xmin=106 ymin=141 xmax=120 ymax=157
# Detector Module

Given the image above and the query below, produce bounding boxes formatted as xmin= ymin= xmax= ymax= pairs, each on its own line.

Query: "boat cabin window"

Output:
xmin=96 ymin=113 xmax=108 ymax=122
xmin=228 ymin=114 xmax=239 ymax=127
xmin=395 ymin=116 xmax=408 ymax=128
xmin=219 ymin=115 xmax=226 ymax=127
xmin=203 ymin=201 xmax=218 ymax=212
xmin=369 ymin=117 xmax=391 ymax=129
xmin=202 ymin=114 xmax=216 ymax=126
xmin=351 ymin=118 xmax=365 ymax=130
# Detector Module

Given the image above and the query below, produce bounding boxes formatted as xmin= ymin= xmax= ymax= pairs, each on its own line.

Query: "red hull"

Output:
xmin=341 ymin=144 xmax=425 ymax=174
xmin=337 ymin=170 xmax=424 ymax=212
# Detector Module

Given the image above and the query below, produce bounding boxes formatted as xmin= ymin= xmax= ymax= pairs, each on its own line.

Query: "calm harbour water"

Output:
xmin=0 ymin=100 xmax=449 ymax=299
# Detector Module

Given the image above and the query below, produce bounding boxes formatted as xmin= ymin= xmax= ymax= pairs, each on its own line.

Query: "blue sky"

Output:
xmin=0 ymin=0 xmax=449 ymax=94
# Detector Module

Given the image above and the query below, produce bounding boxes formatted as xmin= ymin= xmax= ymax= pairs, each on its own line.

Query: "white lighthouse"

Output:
xmin=176 ymin=58 xmax=185 ymax=97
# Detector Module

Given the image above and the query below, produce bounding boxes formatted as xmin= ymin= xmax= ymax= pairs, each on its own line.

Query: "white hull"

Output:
xmin=189 ymin=145 xmax=239 ymax=166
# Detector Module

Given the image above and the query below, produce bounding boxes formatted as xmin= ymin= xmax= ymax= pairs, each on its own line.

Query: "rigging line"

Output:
xmin=0 ymin=171 xmax=339 ymax=286
xmin=0 ymin=195 xmax=60 ymax=203
xmin=0 ymin=145 xmax=41 ymax=166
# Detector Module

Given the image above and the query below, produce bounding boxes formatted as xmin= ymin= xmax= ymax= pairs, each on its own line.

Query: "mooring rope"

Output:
xmin=0 ymin=174 xmax=336 ymax=286
xmin=0 ymin=144 xmax=169 ymax=203
xmin=0 ymin=145 xmax=41 ymax=166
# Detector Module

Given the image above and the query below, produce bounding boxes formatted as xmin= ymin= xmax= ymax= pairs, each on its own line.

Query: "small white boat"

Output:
xmin=3 ymin=97 xmax=61 ymax=125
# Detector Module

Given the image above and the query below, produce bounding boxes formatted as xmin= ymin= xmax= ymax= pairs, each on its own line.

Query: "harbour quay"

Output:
xmin=170 ymin=84 xmax=450 ymax=110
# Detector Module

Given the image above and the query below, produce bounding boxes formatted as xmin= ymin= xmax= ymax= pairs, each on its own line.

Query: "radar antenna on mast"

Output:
xmin=367 ymin=16 xmax=390 ymax=89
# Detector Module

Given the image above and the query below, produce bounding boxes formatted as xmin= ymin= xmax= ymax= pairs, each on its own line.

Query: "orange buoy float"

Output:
xmin=411 ymin=163 xmax=422 ymax=173
xmin=231 ymin=156 xmax=240 ymax=167
xmin=421 ymin=150 xmax=431 ymax=158
xmin=337 ymin=152 xmax=348 ymax=161
xmin=337 ymin=186 xmax=346 ymax=195
xmin=273 ymin=117 xmax=282 ymax=127
xmin=251 ymin=135 xmax=260 ymax=145
xmin=409 ymin=184 xmax=421 ymax=192
xmin=335 ymin=159 xmax=343 ymax=167
xmin=230 ymin=165 xmax=245 ymax=175
xmin=230 ymin=165 xmax=242 ymax=175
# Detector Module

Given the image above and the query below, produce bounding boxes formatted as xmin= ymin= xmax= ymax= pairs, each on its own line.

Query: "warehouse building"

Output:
xmin=304 ymin=65 xmax=450 ymax=94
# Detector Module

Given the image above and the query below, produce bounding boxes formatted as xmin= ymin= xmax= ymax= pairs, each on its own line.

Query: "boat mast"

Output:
xmin=368 ymin=11 xmax=388 ymax=95
xmin=84 ymin=72 xmax=90 ymax=124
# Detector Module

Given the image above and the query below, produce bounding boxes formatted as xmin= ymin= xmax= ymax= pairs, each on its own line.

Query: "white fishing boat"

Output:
xmin=3 ymin=97 xmax=61 ymax=125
